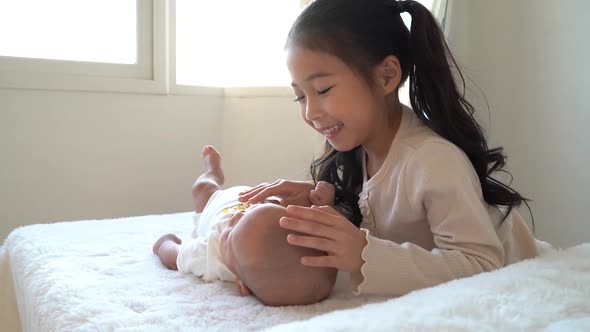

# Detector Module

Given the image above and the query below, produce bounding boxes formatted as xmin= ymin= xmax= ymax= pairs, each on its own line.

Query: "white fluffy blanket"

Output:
xmin=1 ymin=212 xmax=589 ymax=331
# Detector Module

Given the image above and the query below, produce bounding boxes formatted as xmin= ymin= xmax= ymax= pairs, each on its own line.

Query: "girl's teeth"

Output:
xmin=322 ymin=123 xmax=343 ymax=136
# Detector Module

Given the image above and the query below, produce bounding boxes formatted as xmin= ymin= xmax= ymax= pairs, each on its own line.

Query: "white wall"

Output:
xmin=0 ymin=89 xmax=223 ymax=241
xmin=447 ymin=0 xmax=590 ymax=247
xmin=220 ymin=95 xmax=323 ymax=188
xmin=0 ymin=88 xmax=321 ymax=242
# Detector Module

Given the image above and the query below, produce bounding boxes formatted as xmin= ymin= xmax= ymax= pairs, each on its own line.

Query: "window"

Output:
xmin=0 ymin=0 xmax=158 ymax=93
xmin=175 ymin=0 xmax=304 ymax=88
xmin=0 ymin=0 xmax=445 ymax=94
xmin=0 ymin=0 xmax=136 ymax=64
xmin=174 ymin=0 xmax=443 ymax=89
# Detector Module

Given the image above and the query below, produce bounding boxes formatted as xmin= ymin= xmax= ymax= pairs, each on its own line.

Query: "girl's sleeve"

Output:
xmin=351 ymin=141 xmax=505 ymax=296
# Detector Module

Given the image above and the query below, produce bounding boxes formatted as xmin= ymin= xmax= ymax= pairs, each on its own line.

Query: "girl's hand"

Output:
xmin=238 ymin=180 xmax=315 ymax=207
xmin=280 ymin=205 xmax=367 ymax=273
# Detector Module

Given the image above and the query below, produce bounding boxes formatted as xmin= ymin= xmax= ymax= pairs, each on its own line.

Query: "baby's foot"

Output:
xmin=202 ymin=145 xmax=225 ymax=185
xmin=152 ymin=233 xmax=182 ymax=255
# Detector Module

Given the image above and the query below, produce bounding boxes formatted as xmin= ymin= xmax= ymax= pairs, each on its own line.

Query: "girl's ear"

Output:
xmin=376 ymin=55 xmax=402 ymax=95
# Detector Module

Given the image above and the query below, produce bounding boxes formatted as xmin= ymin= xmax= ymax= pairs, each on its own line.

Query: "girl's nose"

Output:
xmin=305 ymin=98 xmax=322 ymax=121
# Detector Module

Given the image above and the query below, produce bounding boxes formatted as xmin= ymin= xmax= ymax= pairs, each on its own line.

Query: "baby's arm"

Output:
xmin=309 ymin=181 xmax=336 ymax=206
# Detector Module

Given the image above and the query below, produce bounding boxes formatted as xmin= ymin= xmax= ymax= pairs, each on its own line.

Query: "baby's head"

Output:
xmin=219 ymin=203 xmax=337 ymax=306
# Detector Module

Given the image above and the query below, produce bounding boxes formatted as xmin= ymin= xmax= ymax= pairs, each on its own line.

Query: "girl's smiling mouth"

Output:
xmin=319 ymin=122 xmax=344 ymax=138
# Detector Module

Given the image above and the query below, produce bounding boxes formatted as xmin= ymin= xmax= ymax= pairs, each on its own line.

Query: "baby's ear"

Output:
xmin=236 ymin=279 xmax=253 ymax=296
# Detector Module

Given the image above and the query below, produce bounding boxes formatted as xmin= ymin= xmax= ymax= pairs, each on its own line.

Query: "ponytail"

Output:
xmin=399 ymin=1 xmax=529 ymax=219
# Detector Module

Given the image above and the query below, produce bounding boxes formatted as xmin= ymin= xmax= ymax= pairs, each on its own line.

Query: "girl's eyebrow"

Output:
xmin=291 ymin=72 xmax=334 ymax=87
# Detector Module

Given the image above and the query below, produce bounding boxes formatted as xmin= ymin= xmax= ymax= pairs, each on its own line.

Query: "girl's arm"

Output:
xmin=238 ymin=180 xmax=315 ymax=207
xmin=281 ymin=141 xmax=508 ymax=296
xmin=351 ymin=142 xmax=505 ymax=296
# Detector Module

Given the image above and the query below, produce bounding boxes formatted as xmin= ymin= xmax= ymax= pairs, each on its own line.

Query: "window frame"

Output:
xmin=167 ymin=0 xmax=298 ymax=97
xmin=0 ymin=0 xmax=442 ymax=98
xmin=167 ymin=0 xmax=224 ymax=96
xmin=0 ymin=0 xmax=291 ymax=97
xmin=0 ymin=0 xmax=170 ymax=94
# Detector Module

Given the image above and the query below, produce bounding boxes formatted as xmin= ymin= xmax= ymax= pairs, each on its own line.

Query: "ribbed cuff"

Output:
xmin=351 ymin=228 xmax=371 ymax=295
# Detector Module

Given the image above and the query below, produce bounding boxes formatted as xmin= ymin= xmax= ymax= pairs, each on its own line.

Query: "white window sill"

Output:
xmin=171 ymin=85 xmax=294 ymax=98
xmin=0 ymin=75 xmax=292 ymax=98
xmin=223 ymin=86 xmax=293 ymax=98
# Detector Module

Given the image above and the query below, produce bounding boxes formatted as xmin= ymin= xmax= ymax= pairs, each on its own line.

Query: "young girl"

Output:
xmin=239 ymin=0 xmax=539 ymax=296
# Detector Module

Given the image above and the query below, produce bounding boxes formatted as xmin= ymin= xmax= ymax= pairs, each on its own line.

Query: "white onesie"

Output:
xmin=176 ymin=186 xmax=252 ymax=282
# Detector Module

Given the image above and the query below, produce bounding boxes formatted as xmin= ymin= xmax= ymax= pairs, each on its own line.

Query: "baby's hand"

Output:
xmin=309 ymin=181 xmax=335 ymax=206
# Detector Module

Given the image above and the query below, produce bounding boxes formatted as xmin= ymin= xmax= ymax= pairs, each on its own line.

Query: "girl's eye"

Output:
xmin=293 ymin=86 xmax=333 ymax=102
xmin=317 ymin=86 xmax=333 ymax=95
xmin=293 ymin=95 xmax=305 ymax=103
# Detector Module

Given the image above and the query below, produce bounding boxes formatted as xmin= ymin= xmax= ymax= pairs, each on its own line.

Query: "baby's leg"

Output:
xmin=153 ymin=234 xmax=182 ymax=270
xmin=192 ymin=145 xmax=225 ymax=213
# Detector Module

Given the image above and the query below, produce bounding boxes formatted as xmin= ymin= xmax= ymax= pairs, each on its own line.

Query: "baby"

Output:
xmin=153 ymin=146 xmax=337 ymax=306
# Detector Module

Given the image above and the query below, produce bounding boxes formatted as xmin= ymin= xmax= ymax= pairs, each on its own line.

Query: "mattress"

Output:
xmin=0 ymin=212 xmax=385 ymax=331
xmin=2 ymin=212 xmax=589 ymax=331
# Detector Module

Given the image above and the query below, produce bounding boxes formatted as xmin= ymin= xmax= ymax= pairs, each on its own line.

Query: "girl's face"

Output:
xmin=286 ymin=46 xmax=392 ymax=153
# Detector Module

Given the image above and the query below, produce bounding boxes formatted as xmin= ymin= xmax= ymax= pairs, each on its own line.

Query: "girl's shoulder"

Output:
xmin=386 ymin=108 xmax=476 ymax=184
xmin=395 ymin=110 xmax=472 ymax=170
xmin=397 ymin=107 xmax=455 ymax=153
xmin=401 ymin=136 xmax=478 ymax=190
xmin=397 ymin=137 xmax=481 ymax=199
xmin=408 ymin=138 xmax=469 ymax=166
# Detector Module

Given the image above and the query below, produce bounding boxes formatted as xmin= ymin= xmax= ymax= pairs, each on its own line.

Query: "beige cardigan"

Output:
xmin=352 ymin=106 xmax=538 ymax=296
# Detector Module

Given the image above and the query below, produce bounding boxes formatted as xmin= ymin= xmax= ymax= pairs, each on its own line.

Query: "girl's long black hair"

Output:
xmin=287 ymin=0 xmax=530 ymax=227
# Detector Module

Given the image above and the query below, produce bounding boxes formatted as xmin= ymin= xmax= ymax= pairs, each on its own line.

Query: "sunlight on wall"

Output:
xmin=175 ymin=0 xmax=302 ymax=87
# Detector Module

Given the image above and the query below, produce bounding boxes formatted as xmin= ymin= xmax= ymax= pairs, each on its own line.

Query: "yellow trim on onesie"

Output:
xmin=217 ymin=199 xmax=280 ymax=215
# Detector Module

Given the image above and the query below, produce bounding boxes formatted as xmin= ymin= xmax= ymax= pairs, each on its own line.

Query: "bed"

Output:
xmin=1 ymin=212 xmax=589 ymax=331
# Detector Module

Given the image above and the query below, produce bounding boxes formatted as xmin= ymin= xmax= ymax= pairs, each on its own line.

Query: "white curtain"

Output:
xmin=430 ymin=0 xmax=450 ymax=31
xmin=398 ymin=0 xmax=449 ymax=106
